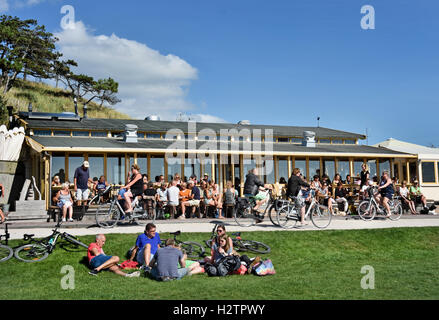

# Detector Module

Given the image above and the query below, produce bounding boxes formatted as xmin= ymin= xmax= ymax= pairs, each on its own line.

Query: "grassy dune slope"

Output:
xmin=4 ymin=79 xmax=130 ymax=119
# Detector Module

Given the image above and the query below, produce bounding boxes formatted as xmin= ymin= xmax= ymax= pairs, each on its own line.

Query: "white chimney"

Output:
xmin=123 ymin=124 xmax=138 ymax=143
xmin=302 ymin=131 xmax=316 ymax=147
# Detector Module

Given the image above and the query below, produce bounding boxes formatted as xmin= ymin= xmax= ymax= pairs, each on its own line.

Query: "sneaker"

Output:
xmin=62 ymin=218 xmax=66 ymax=222
xmin=247 ymin=256 xmax=261 ymax=274
xmin=177 ymin=215 xmax=186 ymax=220
xmin=68 ymin=218 xmax=74 ymax=222
xmin=89 ymin=269 xmax=99 ymax=276
xmin=125 ymin=271 xmax=140 ymax=278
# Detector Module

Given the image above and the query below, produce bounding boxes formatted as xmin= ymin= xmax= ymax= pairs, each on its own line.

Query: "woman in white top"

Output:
xmin=399 ymin=181 xmax=417 ymax=214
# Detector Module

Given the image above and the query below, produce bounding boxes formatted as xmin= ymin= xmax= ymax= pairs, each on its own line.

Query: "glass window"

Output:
xmin=337 ymin=160 xmax=350 ymax=182
xmin=278 ymin=137 xmax=289 ymax=143
xmin=72 ymin=131 xmax=89 ymax=137
xmin=319 ymin=139 xmax=330 ymax=144
xmin=91 ymin=131 xmax=107 ymax=137
xmin=323 ymin=159 xmax=335 ymax=181
xmin=201 ymin=157 xmax=213 ymax=181
xmin=146 ymin=133 xmax=161 ymax=139
xmin=291 ymin=137 xmax=302 ymax=144
xmin=344 ymin=139 xmax=355 ymax=145
xmin=294 ymin=158 xmax=306 ymax=178
xmin=184 ymin=157 xmax=200 ymax=181
xmin=52 ymin=154 xmax=66 ymax=183
xmin=421 ymin=162 xmax=436 ymax=183
xmin=332 ymin=139 xmax=343 ymax=144
xmin=379 ymin=159 xmax=390 ymax=176
xmin=137 ymin=132 xmax=145 ymax=138
xmin=88 ymin=155 xmax=105 ymax=181
xmin=263 ymin=159 xmax=275 ymax=184
xmin=278 ymin=157 xmax=289 ymax=184
xmin=167 ymin=156 xmax=181 ymax=181
xmin=367 ymin=159 xmax=377 ymax=179
xmin=53 ymin=130 xmax=71 ymax=137
xmin=150 ymin=156 xmax=164 ymax=181
xmin=234 ymin=163 xmax=241 ymax=188
xmin=308 ymin=159 xmax=320 ymax=180
xmin=353 ymin=160 xmax=364 ymax=178
xmin=243 ymin=157 xmax=257 ymax=178
xmin=107 ymin=155 xmax=126 ymax=185
xmin=33 ymin=130 xmax=51 ymax=136
xmin=68 ymin=154 xmax=84 ymax=183
xmin=135 ymin=155 xmax=147 ymax=177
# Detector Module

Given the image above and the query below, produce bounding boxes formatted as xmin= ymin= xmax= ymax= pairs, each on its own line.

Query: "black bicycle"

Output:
xmin=14 ymin=222 xmax=88 ymax=263
xmin=233 ymin=188 xmax=284 ymax=227
xmin=160 ymin=231 xmax=205 ymax=259
xmin=204 ymin=223 xmax=271 ymax=254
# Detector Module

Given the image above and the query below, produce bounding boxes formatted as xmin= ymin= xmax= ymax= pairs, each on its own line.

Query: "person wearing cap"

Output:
xmin=74 ymin=161 xmax=92 ymax=206
xmin=202 ymin=173 xmax=209 ymax=184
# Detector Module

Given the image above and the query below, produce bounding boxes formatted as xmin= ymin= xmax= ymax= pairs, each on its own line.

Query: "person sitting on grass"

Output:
xmin=88 ymin=234 xmax=140 ymax=277
xmin=148 ymin=238 xmax=203 ymax=281
xmin=129 ymin=223 xmax=161 ymax=267
xmin=204 ymin=224 xmax=234 ymax=264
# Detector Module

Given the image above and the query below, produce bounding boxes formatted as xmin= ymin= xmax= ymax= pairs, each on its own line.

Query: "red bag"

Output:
xmin=119 ymin=260 xmax=139 ymax=270
xmin=232 ymin=264 xmax=247 ymax=275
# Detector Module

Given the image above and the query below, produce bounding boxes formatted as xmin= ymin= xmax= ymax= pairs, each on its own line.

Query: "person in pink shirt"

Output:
xmin=88 ymin=234 xmax=139 ymax=277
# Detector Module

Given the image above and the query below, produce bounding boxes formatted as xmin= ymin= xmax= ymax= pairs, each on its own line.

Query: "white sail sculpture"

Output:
xmin=0 ymin=125 xmax=25 ymax=161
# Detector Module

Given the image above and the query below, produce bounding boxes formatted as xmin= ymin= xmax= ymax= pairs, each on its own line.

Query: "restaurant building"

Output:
xmin=13 ymin=110 xmax=416 ymax=210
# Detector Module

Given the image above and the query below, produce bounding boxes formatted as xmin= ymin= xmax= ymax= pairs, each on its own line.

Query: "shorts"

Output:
xmin=150 ymin=267 xmax=188 ymax=281
xmin=188 ymin=200 xmax=200 ymax=206
xmin=380 ymin=191 xmax=394 ymax=200
xmin=57 ymin=200 xmax=72 ymax=209
xmin=293 ymin=196 xmax=305 ymax=209
xmin=90 ymin=254 xmax=113 ymax=269
xmin=254 ymin=192 xmax=267 ymax=201
xmin=136 ymin=247 xmax=155 ymax=265
xmin=76 ymin=188 xmax=90 ymax=201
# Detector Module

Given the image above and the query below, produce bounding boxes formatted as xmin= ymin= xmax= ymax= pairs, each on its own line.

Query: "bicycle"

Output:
xmin=204 ymin=222 xmax=271 ymax=254
xmin=276 ymin=189 xmax=332 ymax=229
xmin=358 ymin=186 xmax=402 ymax=221
xmin=88 ymin=185 xmax=113 ymax=205
xmin=160 ymin=230 xmax=205 ymax=259
xmin=233 ymin=188 xmax=284 ymax=227
xmin=14 ymin=222 xmax=88 ymax=263
xmin=95 ymin=187 xmax=155 ymax=228
xmin=0 ymin=223 xmax=13 ymax=262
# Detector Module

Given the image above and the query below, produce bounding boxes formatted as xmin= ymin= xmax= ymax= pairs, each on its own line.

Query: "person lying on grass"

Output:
xmin=88 ymin=234 xmax=140 ymax=277
xmin=148 ymin=238 xmax=203 ymax=281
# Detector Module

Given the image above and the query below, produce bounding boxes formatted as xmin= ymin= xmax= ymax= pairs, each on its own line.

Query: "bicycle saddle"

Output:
xmin=170 ymin=230 xmax=181 ymax=236
xmin=23 ymin=234 xmax=34 ymax=240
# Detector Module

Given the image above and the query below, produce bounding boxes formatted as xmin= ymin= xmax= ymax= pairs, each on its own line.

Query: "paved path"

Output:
xmin=3 ymin=216 xmax=439 ymax=240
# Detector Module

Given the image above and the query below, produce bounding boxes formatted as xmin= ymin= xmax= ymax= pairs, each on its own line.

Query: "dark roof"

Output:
xmin=29 ymin=136 xmax=410 ymax=156
xmin=22 ymin=117 xmax=366 ymax=140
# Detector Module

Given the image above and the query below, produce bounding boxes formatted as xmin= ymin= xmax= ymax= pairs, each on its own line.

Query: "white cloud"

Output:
xmin=55 ymin=21 xmax=214 ymax=120
xmin=0 ymin=0 xmax=9 ymax=12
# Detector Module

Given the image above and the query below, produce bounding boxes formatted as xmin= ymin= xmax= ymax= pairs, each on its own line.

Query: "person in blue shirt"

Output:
xmin=129 ymin=223 xmax=161 ymax=266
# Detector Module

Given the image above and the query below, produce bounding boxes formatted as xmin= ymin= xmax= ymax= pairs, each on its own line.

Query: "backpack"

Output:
xmin=252 ymin=259 xmax=276 ymax=276
xmin=224 ymin=189 xmax=236 ymax=205
xmin=205 ymin=255 xmax=241 ymax=277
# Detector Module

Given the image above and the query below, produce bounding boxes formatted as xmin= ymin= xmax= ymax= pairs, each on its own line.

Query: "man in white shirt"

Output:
xmin=167 ymin=180 xmax=180 ymax=219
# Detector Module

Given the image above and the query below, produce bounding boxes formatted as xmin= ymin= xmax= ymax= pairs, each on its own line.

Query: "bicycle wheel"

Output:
xmin=388 ymin=202 xmax=403 ymax=221
xmin=62 ymin=233 xmax=88 ymax=249
xmin=234 ymin=206 xmax=256 ymax=227
xmin=14 ymin=244 xmax=49 ymax=263
xmin=0 ymin=244 xmax=13 ymax=262
xmin=180 ymin=241 xmax=205 ymax=259
xmin=239 ymin=240 xmax=271 ymax=254
xmin=358 ymin=201 xmax=376 ymax=221
xmin=135 ymin=210 xmax=156 ymax=226
xmin=276 ymin=203 xmax=298 ymax=229
xmin=96 ymin=202 xmax=120 ymax=228
xmin=267 ymin=204 xmax=280 ymax=226
xmin=310 ymin=204 xmax=332 ymax=229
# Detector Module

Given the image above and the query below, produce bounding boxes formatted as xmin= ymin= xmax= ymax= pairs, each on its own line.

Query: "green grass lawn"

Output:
xmin=1 ymin=227 xmax=438 ymax=300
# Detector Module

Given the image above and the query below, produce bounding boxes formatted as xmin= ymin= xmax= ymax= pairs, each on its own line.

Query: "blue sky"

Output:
xmin=3 ymin=0 xmax=439 ymax=146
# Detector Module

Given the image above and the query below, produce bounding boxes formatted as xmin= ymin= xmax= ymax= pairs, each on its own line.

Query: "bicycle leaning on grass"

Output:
xmin=276 ymin=188 xmax=332 ymax=229
xmin=14 ymin=222 xmax=88 ymax=263
xmin=204 ymin=222 xmax=271 ymax=254
xmin=160 ymin=230 xmax=205 ymax=259
xmin=0 ymin=223 xmax=12 ymax=262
